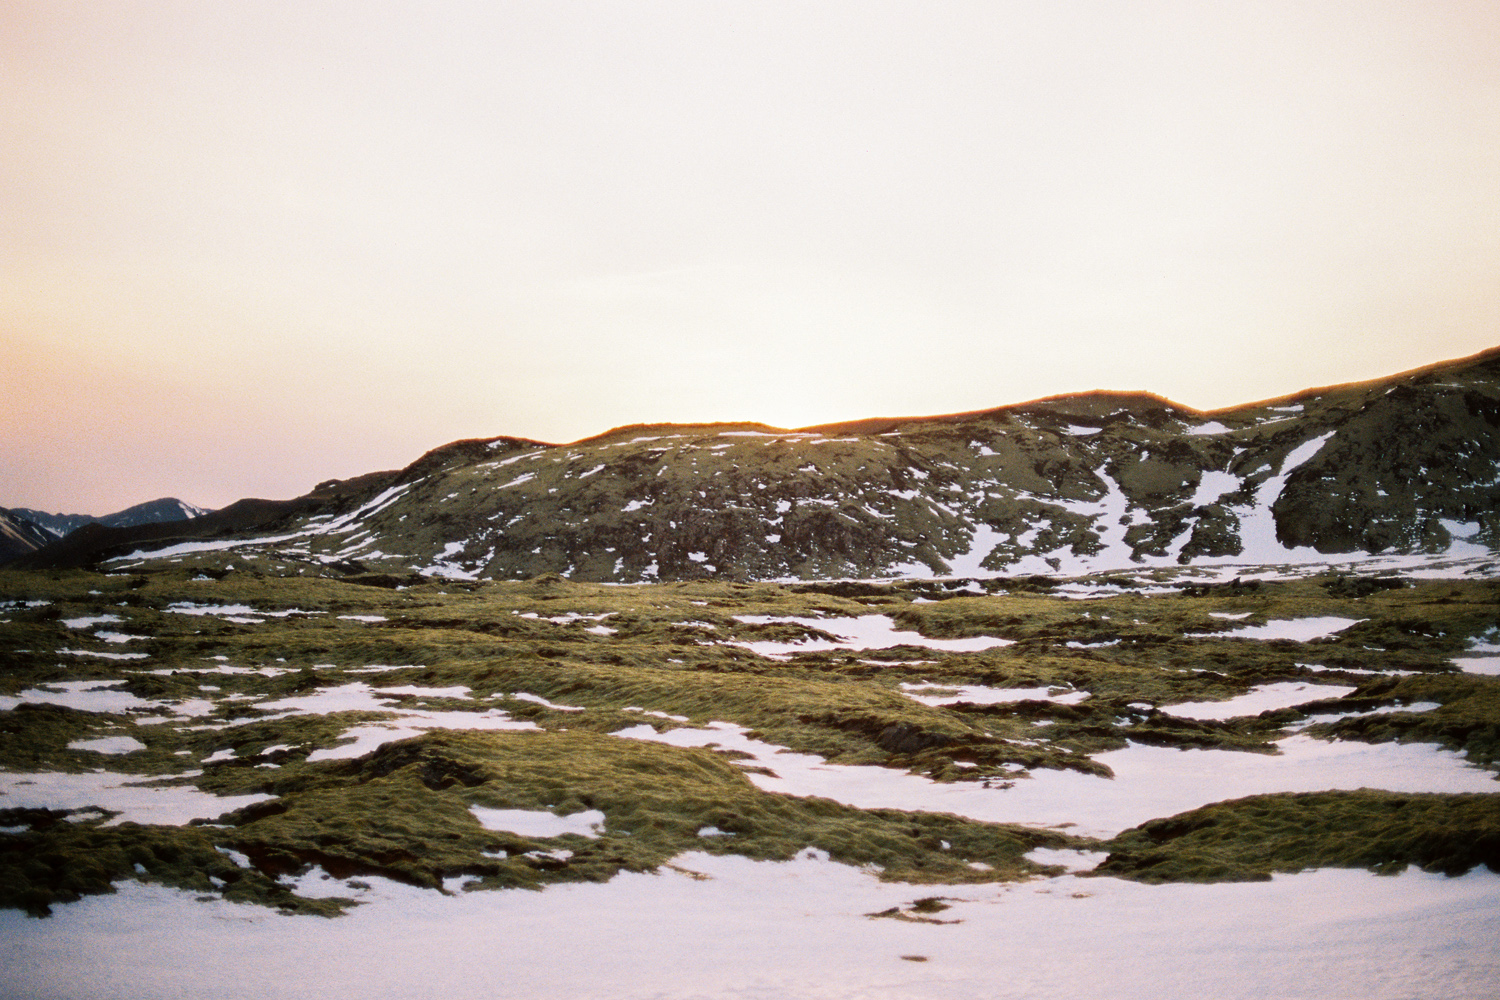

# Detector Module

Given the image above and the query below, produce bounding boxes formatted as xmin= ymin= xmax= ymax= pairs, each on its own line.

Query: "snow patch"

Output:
xmin=66 ymin=736 xmax=148 ymax=755
xmin=1162 ymin=682 xmax=1357 ymax=721
xmin=469 ymin=807 xmax=606 ymax=839
xmin=731 ymin=615 xmax=1013 ymax=656
xmin=1219 ymin=617 xmax=1365 ymax=642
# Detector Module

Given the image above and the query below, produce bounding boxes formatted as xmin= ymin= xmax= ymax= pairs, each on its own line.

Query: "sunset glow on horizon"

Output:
xmin=4 ymin=1 xmax=1498 ymax=513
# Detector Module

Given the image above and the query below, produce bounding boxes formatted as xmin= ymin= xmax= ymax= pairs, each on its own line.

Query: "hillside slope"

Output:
xmin=37 ymin=347 xmax=1500 ymax=582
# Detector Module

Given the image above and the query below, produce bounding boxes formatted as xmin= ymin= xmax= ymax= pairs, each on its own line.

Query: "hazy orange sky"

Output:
xmin=4 ymin=1 xmax=1498 ymax=513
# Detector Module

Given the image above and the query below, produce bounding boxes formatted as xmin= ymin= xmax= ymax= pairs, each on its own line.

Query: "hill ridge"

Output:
xmin=14 ymin=347 xmax=1499 ymax=580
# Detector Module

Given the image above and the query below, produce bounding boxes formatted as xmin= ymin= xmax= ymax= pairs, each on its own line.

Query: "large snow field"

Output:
xmin=2 ymin=855 xmax=1496 ymax=1000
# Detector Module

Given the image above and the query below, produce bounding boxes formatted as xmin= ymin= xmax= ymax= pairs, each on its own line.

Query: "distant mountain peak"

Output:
xmin=97 ymin=498 xmax=211 ymax=529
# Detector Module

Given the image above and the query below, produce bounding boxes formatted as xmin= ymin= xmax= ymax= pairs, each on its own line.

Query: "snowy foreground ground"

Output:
xmin=2 ymin=555 xmax=1498 ymax=999
xmin=4 ymin=856 xmax=1498 ymax=1000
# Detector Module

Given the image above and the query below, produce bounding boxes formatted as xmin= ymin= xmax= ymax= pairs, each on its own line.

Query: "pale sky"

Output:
xmin=4 ymin=1 xmax=1498 ymax=513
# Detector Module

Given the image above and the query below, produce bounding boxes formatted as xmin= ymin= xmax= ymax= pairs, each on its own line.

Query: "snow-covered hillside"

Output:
xmin=88 ymin=347 xmax=1500 ymax=582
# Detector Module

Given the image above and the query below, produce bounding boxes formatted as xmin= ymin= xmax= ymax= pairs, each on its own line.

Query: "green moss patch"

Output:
xmin=224 ymin=729 xmax=1079 ymax=894
xmin=1098 ymin=790 xmax=1500 ymax=882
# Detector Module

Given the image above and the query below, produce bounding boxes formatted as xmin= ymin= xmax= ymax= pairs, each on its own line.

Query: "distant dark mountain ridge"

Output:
xmin=7 ymin=510 xmax=95 ymax=540
xmin=0 ymin=498 xmax=211 ymax=565
xmin=7 ymin=475 xmax=396 ymax=571
xmin=11 ymin=347 xmax=1500 ymax=580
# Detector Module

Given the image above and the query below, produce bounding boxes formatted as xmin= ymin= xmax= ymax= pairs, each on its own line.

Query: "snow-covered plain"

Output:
xmin=4 ymin=703 xmax=1497 ymax=1000
xmin=5 ymin=557 xmax=1499 ymax=999
xmin=2 ymin=858 xmax=1496 ymax=1000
